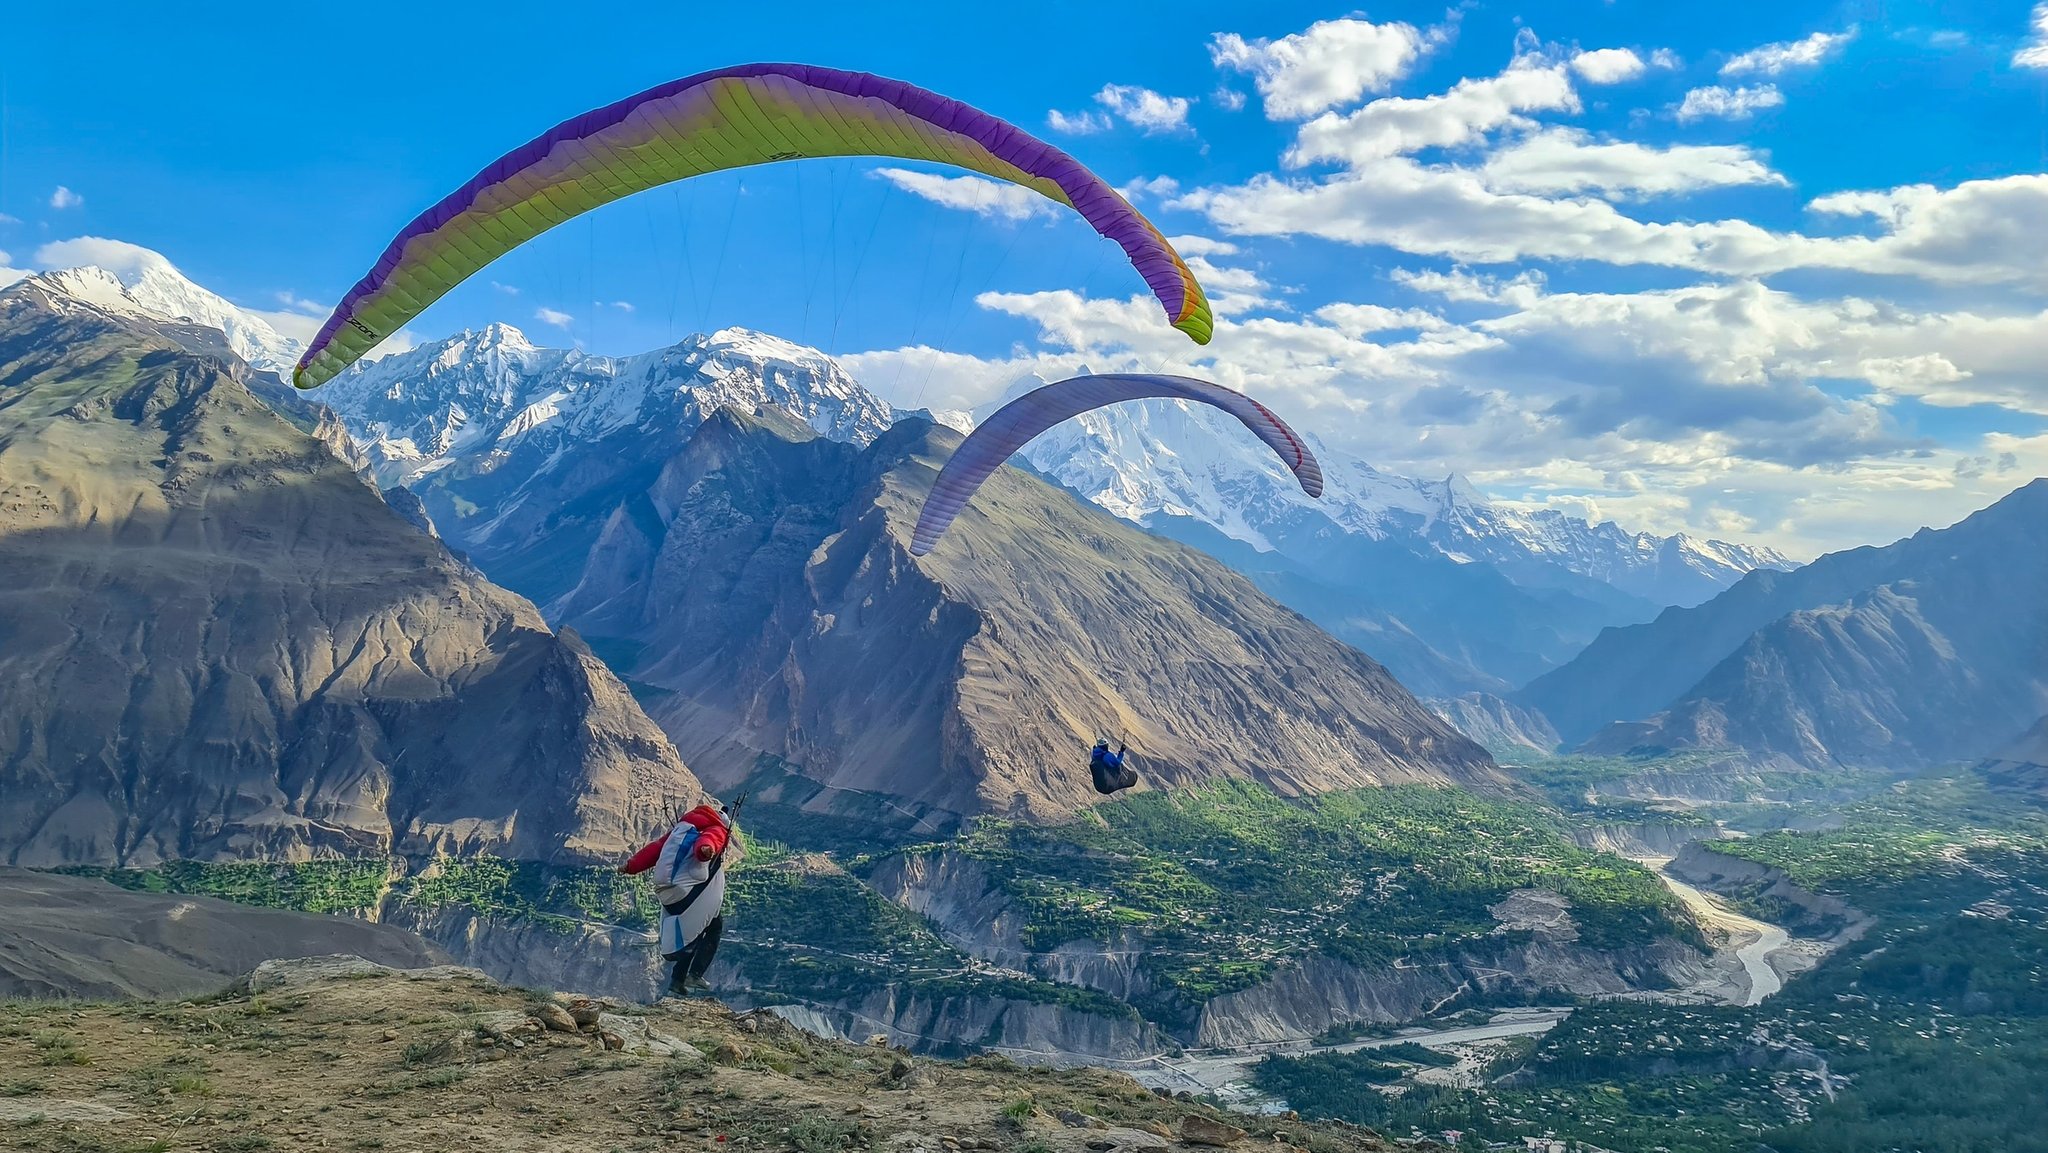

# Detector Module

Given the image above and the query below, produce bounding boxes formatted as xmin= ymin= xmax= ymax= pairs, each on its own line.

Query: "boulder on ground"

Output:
xmin=1182 ymin=1116 xmax=1249 ymax=1147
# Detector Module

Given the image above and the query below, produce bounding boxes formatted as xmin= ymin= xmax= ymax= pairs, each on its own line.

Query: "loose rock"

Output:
xmin=534 ymin=1003 xmax=579 ymax=1034
xmin=1182 ymin=1116 xmax=1249 ymax=1147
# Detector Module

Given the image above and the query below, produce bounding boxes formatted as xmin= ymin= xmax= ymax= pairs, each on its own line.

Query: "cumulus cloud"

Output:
xmin=1120 ymin=176 xmax=1182 ymax=203
xmin=1051 ymin=85 xmax=1194 ymax=136
xmin=1393 ymin=266 xmax=1546 ymax=307
xmin=34 ymin=236 xmax=168 ymax=276
xmin=1649 ymin=48 xmax=1683 ymax=70
xmin=1046 ymin=108 xmax=1112 ymax=135
xmin=1210 ymin=17 xmax=1431 ymax=120
xmin=1181 ymin=163 xmax=2048 ymax=291
xmin=2017 ymin=4 xmax=2048 ymax=68
xmin=1212 ymin=87 xmax=1248 ymax=112
xmin=0 ymin=250 xmax=25 ymax=289
xmin=1479 ymin=128 xmax=1788 ymax=198
xmin=872 ymin=168 xmax=1053 ymax=221
xmin=1720 ymin=29 xmax=1855 ymax=77
xmin=1095 ymin=85 xmax=1193 ymax=135
xmin=1571 ymin=48 xmax=1646 ymax=84
xmin=1167 ymin=235 xmax=1241 ymax=258
xmin=49 ymin=186 xmax=83 ymax=210
xmin=246 ymin=308 xmax=324 ymax=345
xmin=534 ymin=307 xmax=574 ymax=328
xmin=1675 ymin=84 xmax=1786 ymax=121
xmin=834 ymin=20 xmax=2045 ymax=554
xmin=1288 ymin=60 xmax=1578 ymax=167
xmin=844 ymin=270 xmax=2048 ymax=553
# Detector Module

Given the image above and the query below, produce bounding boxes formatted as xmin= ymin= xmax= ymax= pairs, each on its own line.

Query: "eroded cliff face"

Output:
xmin=381 ymin=903 xmax=665 ymax=1003
xmin=0 ymin=285 xmax=701 ymax=868
xmin=864 ymin=851 xmax=1159 ymax=1005
xmin=1569 ymin=822 xmax=1730 ymax=858
xmin=539 ymin=412 xmax=1505 ymax=829
xmin=864 ymin=848 xmax=1707 ymax=1050
xmin=1192 ymin=939 xmax=1704 ymax=1049
xmin=734 ymin=985 xmax=1171 ymax=1063
xmin=1665 ymin=842 xmax=1870 ymax=938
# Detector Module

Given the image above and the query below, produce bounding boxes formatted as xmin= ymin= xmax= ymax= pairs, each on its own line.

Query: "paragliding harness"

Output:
xmin=1089 ymin=740 xmax=1138 ymax=796
xmin=662 ymin=792 xmax=746 ymax=995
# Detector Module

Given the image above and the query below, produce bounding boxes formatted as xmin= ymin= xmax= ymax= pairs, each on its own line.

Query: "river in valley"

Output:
xmin=1127 ymin=852 xmax=1807 ymax=1105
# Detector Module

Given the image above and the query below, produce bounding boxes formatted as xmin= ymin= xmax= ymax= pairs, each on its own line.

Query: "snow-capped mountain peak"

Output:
xmin=979 ymin=392 xmax=1791 ymax=606
xmin=25 ymin=245 xmax=303 ymax=376
xmin=316 ymin=324 xmax=895 ymax=489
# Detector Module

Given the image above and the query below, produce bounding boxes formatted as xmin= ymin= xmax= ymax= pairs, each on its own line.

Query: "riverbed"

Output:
xmin=1127 ymin=857 xmax=1810 ymax=1104
xmin=1636 ymin=855 xmax=1794 ymax=1005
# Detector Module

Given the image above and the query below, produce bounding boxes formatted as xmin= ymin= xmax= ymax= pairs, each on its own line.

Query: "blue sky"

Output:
xmin=5 ymin=1 xmax=2048 ymax=555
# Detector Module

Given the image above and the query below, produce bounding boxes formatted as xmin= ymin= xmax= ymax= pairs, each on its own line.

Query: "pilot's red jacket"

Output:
xmin=620 ymin=804 xmax=730 ymax=874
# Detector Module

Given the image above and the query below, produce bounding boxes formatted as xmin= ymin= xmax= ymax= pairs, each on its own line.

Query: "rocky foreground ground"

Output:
xmin=0 ymin=955 xmax=1423 ymax=1153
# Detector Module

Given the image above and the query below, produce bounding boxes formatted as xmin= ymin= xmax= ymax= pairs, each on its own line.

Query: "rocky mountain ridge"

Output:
xmin=540 ymin=407 xmax=1503 ymax=825
xmin=1541 ymin=480 xmax=2047 ymax=766
xmin=0 ymin=280 xmax=700 ymax=868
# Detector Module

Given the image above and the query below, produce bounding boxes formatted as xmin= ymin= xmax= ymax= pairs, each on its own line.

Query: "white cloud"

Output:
xmin=838 ymin=344 xmax=1094 ymax=414
xmin=490 ymin=281 xmax=520 ymax=295
xmin=2018 ymin=4 xmax=2048 ymax=68
xmin=1052 ymin=85 xmax=1196 ymax=137
xmin=872 ymin=168 xmax=1053 ymax=221
xmin=1210 ymin=17 xmax=1431 ymax=120
xmin=1046 ymin=108 xmax=1112 ymax=135
xmin=49 ymin=186 xmax=83 ymax=210
xmin=1212 ymin=87 xmax=1248 ymax=112
xmin=534 ymin=307 xmax=574 ymax=328
xmin=1095 ymin=85 xmax=1193 ymax=135
xmin=595 ymin=300 xmax=635 ymax=312
xmin=0 ymin=213 xmax=19 ymax=226
xmin=843 ymin=273 xmax=2048 ymax=554
xmin=1571 ymin=48 xmax=1646 ymax=85
xmin=273 ymin=290 xmax=326 ymax=314
xmin=1675 ymin=84 xmax=1785 ymax=122
xmin=1180 ymin=163 xmax=2048 ymax=291
xmin=1393 ymin=266 xmax=1546 ymax=307
xmin=1480 ymin=127 xmax=1787 ymax=198
xmin=33 ymin=236 xmax=168 ymax=276
xmin=246 ymin=308 xmax=324 ymax=345
xmin=1120 ymin=176 xmax=1182 ymax=203
xmin=1167 ymin=235 xmax=1240 ymax=258
xmin=1288 ymin=61 xmax=1578 ymax=168
xmin=1721 ymin=29 xmax=1855 ymax=77
xmin=0 ymin=249 xmax=25 ymax=289
xmin=1649 ymin=48 xmax=1683 ymax=70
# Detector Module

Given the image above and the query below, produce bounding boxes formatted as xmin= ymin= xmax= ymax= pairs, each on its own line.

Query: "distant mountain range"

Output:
xmin=13 ymin=247 xmax=1811 ymax=724
xmin=0 ymin=275 xmax=700 ymax=868
xmin=1002 ymin=376 xmax=1791 ymax=608
xmin=318 ymin=327 xmax=1786 ymax=694
xmin=415 ymin=400 xmax=1505 ymax=827
xmin=6 ymin=251 xmax=1503 ymax=838
xmin=1530 ymin=480 xmax=2047 ymax=769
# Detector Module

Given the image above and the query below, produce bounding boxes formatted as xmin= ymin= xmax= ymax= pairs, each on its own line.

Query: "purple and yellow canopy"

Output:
xmin=911 ymin=373 xmax=1324 ymax=557
xmin=294 ymin=63 xmax=1213 ymax=389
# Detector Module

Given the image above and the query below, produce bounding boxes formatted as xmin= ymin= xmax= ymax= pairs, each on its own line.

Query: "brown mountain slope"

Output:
xmin=0 ymin=283 xmax=700 ymax=867
xmin=1578 ymin=485 xmax=2047 ymax=768
xmin=548 ymin=409 xmax=1503 ymax=827
xmin=0 ymin=867 xmax=449 ymax=999
xmin=0 ymin=956 xmax=1416 ymax=1153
